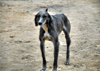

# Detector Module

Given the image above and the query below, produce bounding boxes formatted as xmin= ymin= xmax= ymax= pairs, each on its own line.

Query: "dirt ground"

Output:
xmin=0 ymin=0 xmax=100 ymax=71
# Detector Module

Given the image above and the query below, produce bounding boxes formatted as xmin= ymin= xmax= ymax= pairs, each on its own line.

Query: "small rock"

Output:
xmin=26 ymin=11 xmax=29 ymax=13
xmin=24 ymin=41 xmax=30 ymax=43
xmin=49 ymin=66 xmax=52 ymax=69
xmin=10 ymin=36 xmax=15 ymax=38
xmin=22 ymin=56 xmax=28 ymax=60
xmin=22 ymin=55 xmax=31 ymax=60
xmin=15 ymin=40 xmax=22 ymax=43
xmin=74 ymin=64 xmax=80 ymax=68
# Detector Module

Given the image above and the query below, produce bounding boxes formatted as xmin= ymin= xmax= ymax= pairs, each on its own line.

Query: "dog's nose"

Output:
xmin=38 ymin=22 xmax=42 ymax=25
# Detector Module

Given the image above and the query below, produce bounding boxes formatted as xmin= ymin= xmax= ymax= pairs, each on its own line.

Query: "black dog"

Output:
xmin=34 ymin=8 xmax=71 ymax=71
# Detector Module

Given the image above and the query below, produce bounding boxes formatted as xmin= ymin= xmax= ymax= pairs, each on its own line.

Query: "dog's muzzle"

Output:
xmin=38 ymin=17 xmax=46 ymax=25
xmin=38 ymin=17 xmax=43 ymax=25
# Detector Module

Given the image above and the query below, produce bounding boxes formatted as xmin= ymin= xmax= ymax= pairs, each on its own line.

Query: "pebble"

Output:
xmin=74 ymin=64 xmax=80 ymax=68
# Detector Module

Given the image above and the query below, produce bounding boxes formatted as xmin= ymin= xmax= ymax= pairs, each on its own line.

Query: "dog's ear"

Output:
xmin=34 ymin=15 xmax=38 ymax=26
xmin=45 ymin=8 xmax=48 ymax=12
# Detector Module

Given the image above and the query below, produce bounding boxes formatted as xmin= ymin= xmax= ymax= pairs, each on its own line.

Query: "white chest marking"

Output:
xmin=44 ymin=31 xmax=50 ymax=37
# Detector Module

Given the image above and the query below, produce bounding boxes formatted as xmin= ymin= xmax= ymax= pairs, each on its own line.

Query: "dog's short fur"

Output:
xmin=34 ymin=8 xmax=71 ymax=71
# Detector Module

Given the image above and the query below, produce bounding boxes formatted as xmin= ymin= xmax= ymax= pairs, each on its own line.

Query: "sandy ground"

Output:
xmin=0 ymin=0 xmax=100 ymax=71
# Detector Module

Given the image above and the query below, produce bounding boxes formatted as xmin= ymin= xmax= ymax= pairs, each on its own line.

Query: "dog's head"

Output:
xmin=34 ymin=8 xmax=52 ymax=26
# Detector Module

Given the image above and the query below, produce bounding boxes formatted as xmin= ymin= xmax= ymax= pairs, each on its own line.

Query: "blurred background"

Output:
xmin=0 ymin=0 xmax=100 ymax=71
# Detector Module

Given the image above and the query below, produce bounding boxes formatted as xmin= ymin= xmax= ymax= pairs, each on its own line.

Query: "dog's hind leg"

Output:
xmin=63 ymin=29 xmax=71 ymax=65
xmin=40 ymin=40 xmax=46 ymax=71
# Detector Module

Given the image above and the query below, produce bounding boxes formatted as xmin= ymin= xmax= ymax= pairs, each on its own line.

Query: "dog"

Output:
xmin=34 ymin=8 xmax=71 ymax=71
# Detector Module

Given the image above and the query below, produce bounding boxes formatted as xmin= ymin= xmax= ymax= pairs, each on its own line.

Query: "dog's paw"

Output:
xmin=40 ymin=69 xmax=46 ymax=71
xmin=52 ymin=69 xmax=57 ymax=71
xmin=40 ymin=68 xmax=46 ymax=71
xmin=65 ymin=61 xmax=70 ymax=65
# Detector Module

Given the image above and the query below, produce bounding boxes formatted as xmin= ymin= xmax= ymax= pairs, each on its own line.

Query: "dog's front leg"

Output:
xmin=53 ymin=38 xmax=59 ymax=71
xmin=40 ymin=40 xmax=46 ymax=71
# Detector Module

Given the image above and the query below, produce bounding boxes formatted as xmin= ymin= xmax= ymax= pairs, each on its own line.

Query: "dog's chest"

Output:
xmin=42 ymin=24 xmax=51 ymax=40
